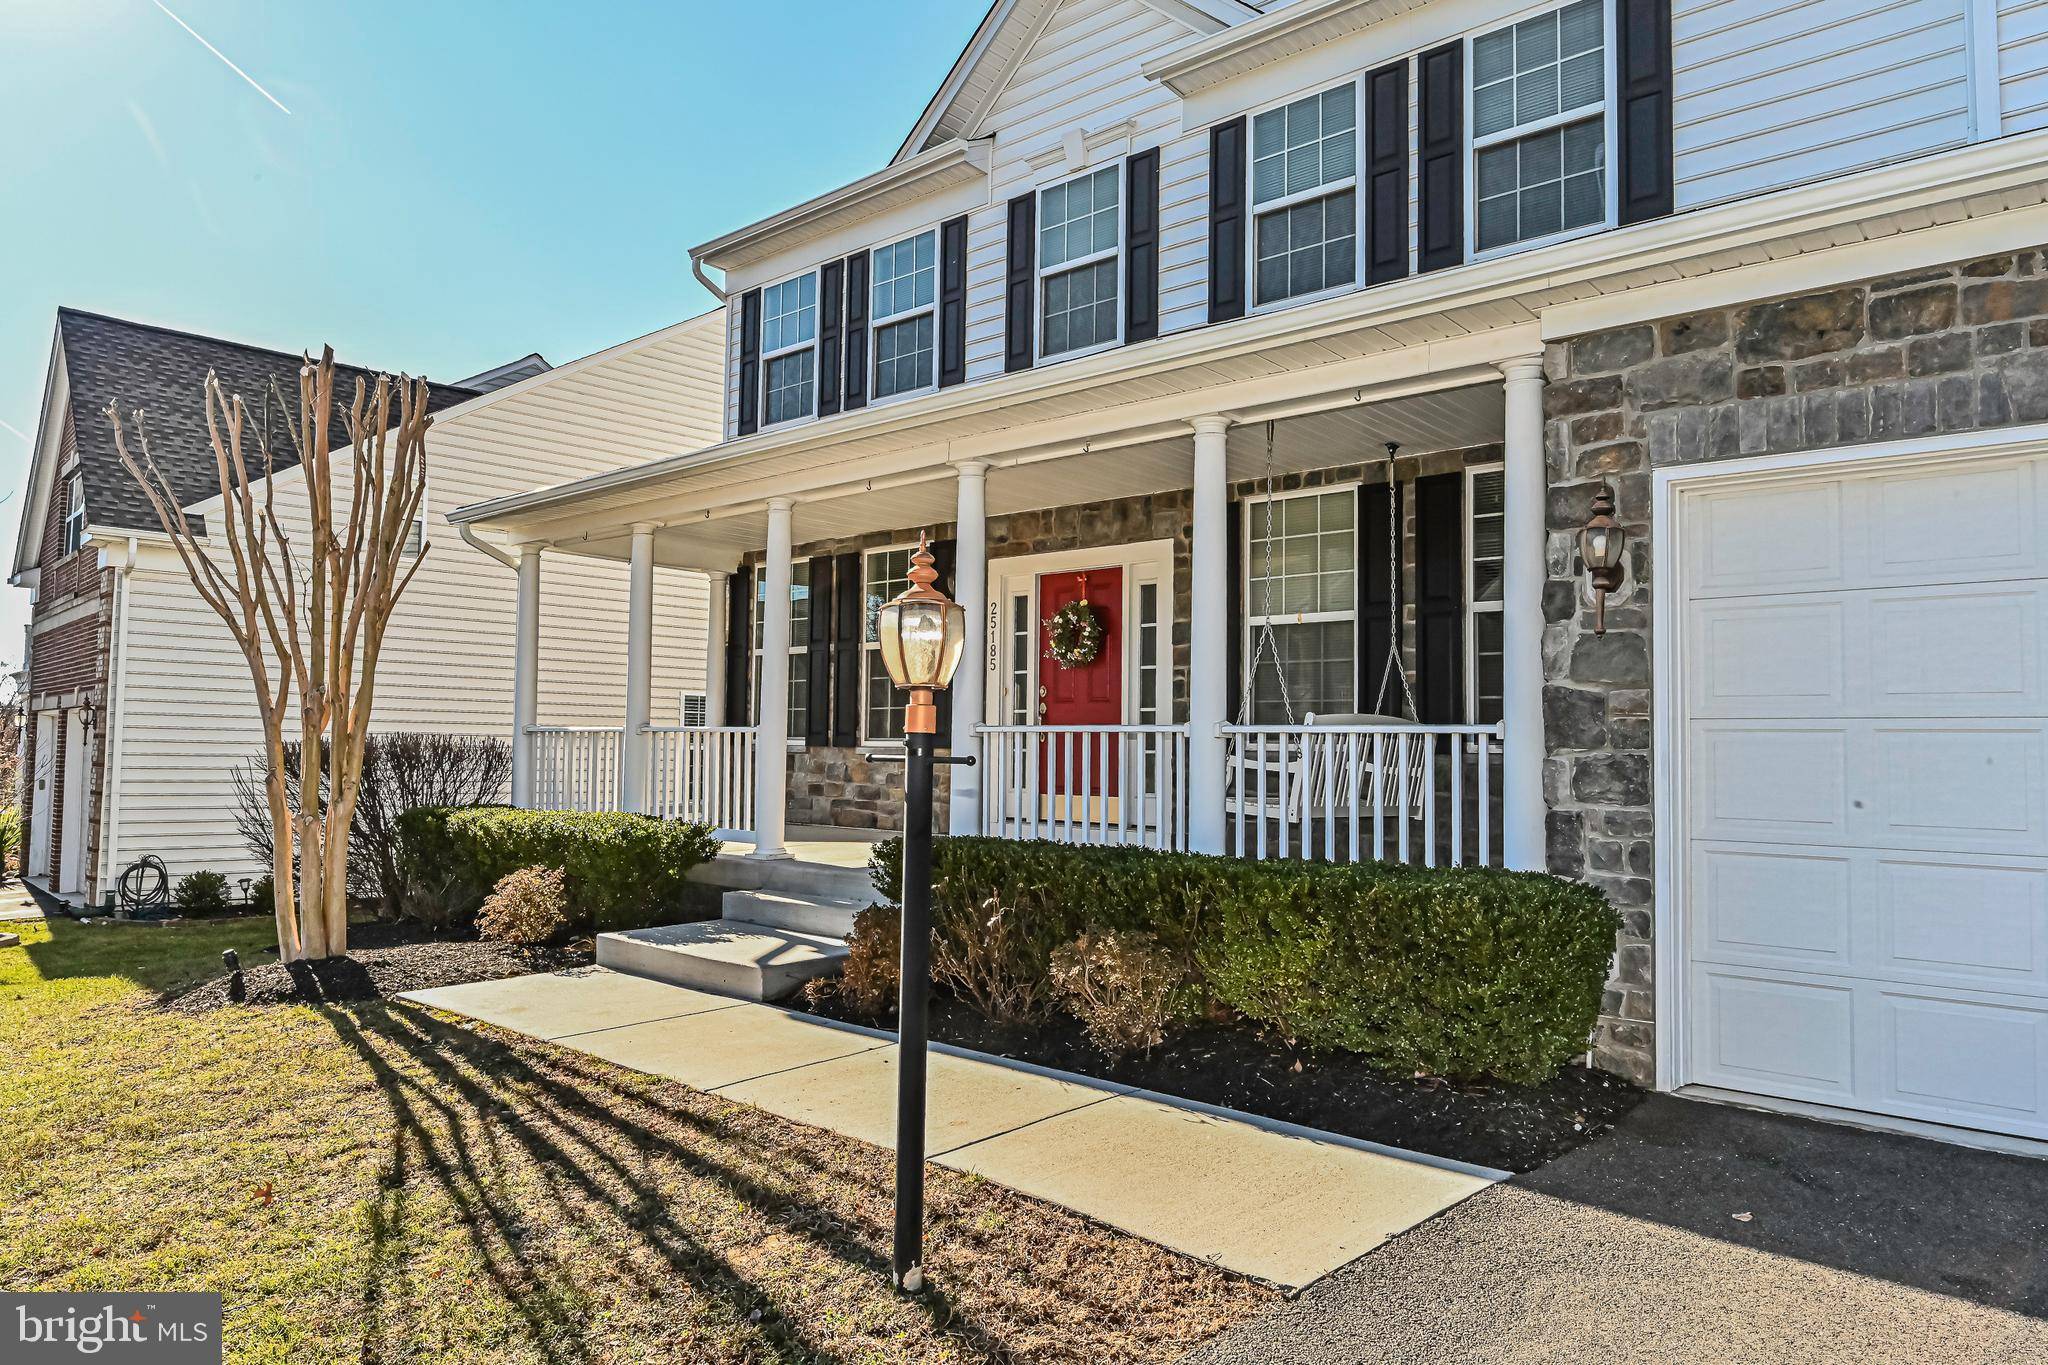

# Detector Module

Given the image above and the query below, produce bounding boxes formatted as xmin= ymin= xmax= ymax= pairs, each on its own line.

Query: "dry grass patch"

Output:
xmin=0 ymin=916 xmax=1269 ymax=1363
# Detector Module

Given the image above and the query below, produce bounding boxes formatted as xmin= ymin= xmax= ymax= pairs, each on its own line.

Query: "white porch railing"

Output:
xmin=646 ymin=725 xmax=756 ymax=831
xmin=977 ymin=723 xmax=1191 ymax=850
xmin=527 ymin=726 xmax=623 ymax=812
xmin=1221 ymin=722 xmax=1506 ymax=866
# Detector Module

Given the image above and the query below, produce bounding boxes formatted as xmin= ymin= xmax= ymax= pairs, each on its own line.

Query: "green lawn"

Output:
xmin=0 ymin=916 xmax=1265 ymax=1363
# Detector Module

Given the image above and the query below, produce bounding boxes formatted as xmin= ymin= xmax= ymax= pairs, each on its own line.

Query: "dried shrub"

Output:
xmin=477 ymin=865 xmax=569 ymax=945
xmin=835 ymin=904 xmax=901 ymax=1019
xmin=1050 ymin=931 xmax=1188 ymax=1056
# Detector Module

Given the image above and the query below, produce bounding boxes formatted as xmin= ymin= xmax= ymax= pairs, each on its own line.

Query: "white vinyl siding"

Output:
xmin=1251 ymin=83 xmax=1360 ymax=308
xmin=1038 ymin=164 xmax=1123 ymax=359
xmin=1470 ymin=0 xmax=1611 ymax=255
xmin=1998 ymin=0 xmax=2048 ymax=133
xmin=760 ymin=272 xmax=819 ymax=427
xmin=1671 ymin=0 xmax=1972 ymax=211
xmin=1244 ymin=488 xmax=1357 ymax=723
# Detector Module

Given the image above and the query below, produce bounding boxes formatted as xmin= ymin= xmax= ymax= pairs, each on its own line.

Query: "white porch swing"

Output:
xmin=1225 ymin=426 xmax=1430 ymax=846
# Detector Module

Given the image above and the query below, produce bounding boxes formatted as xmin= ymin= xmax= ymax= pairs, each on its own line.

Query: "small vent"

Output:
xmin=680 ymin=692 xmax=709 ymax=727
xmin=403 ymin=518 xmax=425 ymax=557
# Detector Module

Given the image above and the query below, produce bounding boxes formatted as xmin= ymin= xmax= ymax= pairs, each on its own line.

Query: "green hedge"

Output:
xmin=397 ymin=806 xmax=722 ymax=934
xmin=870 ymin=836 xmax=1617 ymax=1084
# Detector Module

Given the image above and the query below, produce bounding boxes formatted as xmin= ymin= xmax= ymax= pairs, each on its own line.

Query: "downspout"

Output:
xmin=94 ymin=536 xmax=137 ymax=909
xmin=691 ymin=254 xmax=729 ymax=303
xmin=459 ymin=522 xmax=518 ymax=571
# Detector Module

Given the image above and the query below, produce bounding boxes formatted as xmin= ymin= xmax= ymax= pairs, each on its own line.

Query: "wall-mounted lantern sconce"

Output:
xmin=1579 ymin=484 xmax=1628 ymax=635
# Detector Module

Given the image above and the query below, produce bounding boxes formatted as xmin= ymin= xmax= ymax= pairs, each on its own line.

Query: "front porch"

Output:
xmin=482 ymin=355 xmax=1551 ymax=873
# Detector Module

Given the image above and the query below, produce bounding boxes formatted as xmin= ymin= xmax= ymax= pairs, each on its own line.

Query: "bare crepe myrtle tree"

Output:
xmin=107 ymin=347 xmax=432 ymax=960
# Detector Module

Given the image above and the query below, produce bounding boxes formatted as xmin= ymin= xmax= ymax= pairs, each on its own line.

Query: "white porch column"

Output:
xmin=1188 ymin=415 xmax=1232 ymax=854
xmin=510 ymin=543 xmax=542 ymax=808
xmin=702 ymin=569 xmax=729 ymax=727
xmin=620 ymin=523 xmax=657 ymax=813
xmin=948 ymin=459 xmax=989 ymax=834
xmin=752 ymin=498 xmax=794 ymax=858
xmin=1500 ymin=357 xmax=1548 ymax=871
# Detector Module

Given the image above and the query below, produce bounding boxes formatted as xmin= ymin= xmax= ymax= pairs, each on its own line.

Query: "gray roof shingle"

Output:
xmin=59 ymin=308 xmax=481 ymax=535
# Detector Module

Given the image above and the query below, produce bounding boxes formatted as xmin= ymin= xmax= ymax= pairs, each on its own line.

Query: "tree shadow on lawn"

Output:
xmin=18 ymin=909 xmax=279 ymax=995
xmin=323 ymin=1002 xmax=1035 ymax=1365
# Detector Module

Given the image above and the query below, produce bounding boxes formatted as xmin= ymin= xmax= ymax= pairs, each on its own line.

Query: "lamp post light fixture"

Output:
xmin=1578 ymin=484 xmax=1629 ymax=635
xmin=875 ymin=535 xmax=970 ymax=1294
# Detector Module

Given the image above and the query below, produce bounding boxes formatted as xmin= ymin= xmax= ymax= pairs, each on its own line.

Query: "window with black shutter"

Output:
xmin=1207 ymin=116 xmax=1247 ymax=323
xmin=1125 ymin=148 xmax=1160 ymax=344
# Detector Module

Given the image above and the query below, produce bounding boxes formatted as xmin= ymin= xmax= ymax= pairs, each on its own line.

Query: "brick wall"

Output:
xmin=1542 ymin=246 xmax=2048 ymax=1084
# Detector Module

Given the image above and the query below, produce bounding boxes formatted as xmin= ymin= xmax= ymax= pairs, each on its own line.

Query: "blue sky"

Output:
xmin=0 ymin=0 xmax=987 ymax=667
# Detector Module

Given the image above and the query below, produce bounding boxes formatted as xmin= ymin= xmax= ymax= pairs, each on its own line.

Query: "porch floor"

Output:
xmin=401 ymin=967 xmax=1499 ymax=1288
xmin=715 ymin=824 xmax=887 ymax=869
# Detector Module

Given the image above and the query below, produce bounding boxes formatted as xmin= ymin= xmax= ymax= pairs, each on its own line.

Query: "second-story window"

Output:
xmin=761 ymin=271 xmax=818 ymax=426
xmin=1252 ymin=83 xmax=1358 ymax=308
xmin=872 ymin=230 xmax=937 ymax=400
xmin=1038 ymin=165 xmax=1121 ymax=359
xmin=62 ymin=472 xmax=85 ymax=556
xmin=1471 ymin=0 xmax=1609 ymax=254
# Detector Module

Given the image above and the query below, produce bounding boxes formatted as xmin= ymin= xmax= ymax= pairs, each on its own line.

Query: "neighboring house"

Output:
xmin=443 ymin=0 xmax=2048 ymax=1153
xmin=10 ymin=308 xmax=726 ymax=906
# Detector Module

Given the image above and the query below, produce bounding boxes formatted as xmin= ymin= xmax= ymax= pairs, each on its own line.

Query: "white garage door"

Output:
xmin=1679 ymin=448 xmax=2048 ymax=1139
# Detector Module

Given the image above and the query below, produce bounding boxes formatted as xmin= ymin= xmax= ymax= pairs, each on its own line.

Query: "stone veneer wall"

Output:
xmin=1543 ymin=247 xmax=2048 ymax=1084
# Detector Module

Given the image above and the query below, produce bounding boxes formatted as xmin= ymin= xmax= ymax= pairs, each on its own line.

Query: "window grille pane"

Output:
xmin=1475 ymin=116 xmax=1604 ymax=250
xmin=1038 ymin=167 xmax=1120 ymax=271
xmin=1473 ymin=0 xmax=1605 ymax=142
xmin=1041 ymin=258 xmax=1118 ymax=355
xmin=873 ymin=313 xmax=935 ymax=398
xmin=1471 ymin=470 xmax=1506 ymax=603
xmin=1254 ymin=188 xmax=1355 ymax=305
xmin=1252 ymin=620 xmax=1355 ymax=723
xmin=1247 ymin=489 xmax=1358 ymax=622
xmin=873 ymin=231 xmax=937 ymax=321
xmin=1253 ymin=83 xmax=1356 ymax=207
xmin=762 ymin=274 xmax=816 ymax=353
xmin=763 ymin=350 xmax=815 ymax=425
xmin=864 ymin=548 xmax=912 ymax=643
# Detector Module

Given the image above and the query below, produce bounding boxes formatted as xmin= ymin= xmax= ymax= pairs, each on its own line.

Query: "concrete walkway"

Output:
xmin=401 ymin=966 xmax=1498 ymax=1288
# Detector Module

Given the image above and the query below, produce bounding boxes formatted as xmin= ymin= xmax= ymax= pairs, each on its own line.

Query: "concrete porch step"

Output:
xmin=721 ymin=889 xmax=866 ymax=939
xmin=596 ymin=919 xmax=849 ymax=1002
xmin=689 ymin=855 xmax=879 ymax=905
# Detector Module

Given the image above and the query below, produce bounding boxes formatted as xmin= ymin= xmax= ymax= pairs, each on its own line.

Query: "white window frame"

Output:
xmin=1463 ymin=462 xmax=1506 ymax=725
xmin=1035 ymin=161 xmax=1126 ymax=365
xmin=860 ymin=541 xmax=922 ymax=749
xmin=753 ymin=561 xmax=811 ymax=748
xmin=758 ymin=267 xmax=820 ymax=430
xmin=1245 ymin=78 xmax=1367 ymax=317
xmin=61 ymin=471 xmax=85 ymax=557
xmin=868 ymin=225 xmax=941 ymax=406
xmin=1464 ymin=0 xmax=1620 ymax=263
xmin=1239 ymin=482 xmax=1362 ymax=722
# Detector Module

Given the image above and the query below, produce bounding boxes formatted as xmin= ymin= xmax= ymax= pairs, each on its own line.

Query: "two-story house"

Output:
xmin=450 ymin=0 xmax=2048 ymax=1150
xmin=11 ymin=308 xmax=726 ymax=906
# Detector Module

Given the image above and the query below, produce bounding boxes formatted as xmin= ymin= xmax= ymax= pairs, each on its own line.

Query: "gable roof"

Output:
xmin=43 ymin=308 xmax=479 ymax=550
xmin=892 ymin=0 xmax=1257 ymax=163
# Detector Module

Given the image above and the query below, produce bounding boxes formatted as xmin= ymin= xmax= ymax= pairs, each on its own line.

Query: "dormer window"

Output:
xmin=760 ymin=271 xmax=818 ymax=426
xmin=62 ymin=471 xmax=85 ymax=556
xmin=1470 ymin=0 xmax=1610 ymax=254
xmin=1038 ymin=165 xmax=1121 ymax=360
xmin=871 ymin=230 xmax=937 ymax=400
xmin=1252 ymin=83 xmax=1358 ymax=308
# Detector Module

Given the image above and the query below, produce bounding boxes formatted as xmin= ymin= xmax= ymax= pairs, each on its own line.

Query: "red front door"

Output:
xmin=1038 ymin=567 xmax=1121 ymax=795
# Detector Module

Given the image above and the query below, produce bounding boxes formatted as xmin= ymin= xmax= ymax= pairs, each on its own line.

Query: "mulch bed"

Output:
xmin=804 ymin=983 xmax=1643 ymax=1174
xmin=158 ymin=920 xmax=593 ymax=1013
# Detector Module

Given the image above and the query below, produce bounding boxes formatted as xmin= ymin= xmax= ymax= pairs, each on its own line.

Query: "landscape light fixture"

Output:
xmin=874 ymin=535 xmax=970 ymax=1294
xmin=1578 ymin=484 xmax=1628 ymax=635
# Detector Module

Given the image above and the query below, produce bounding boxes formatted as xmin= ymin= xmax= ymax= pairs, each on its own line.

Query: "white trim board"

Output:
xmin=1648 ymin=420 xmax=2048 ymax=1098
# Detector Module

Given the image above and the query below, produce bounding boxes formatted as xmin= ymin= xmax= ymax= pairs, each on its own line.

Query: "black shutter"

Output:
xmin=1615 ymin=0 xmax=1675 ymax=225
xmin=1365 ymin=60 xmax=1412 ymax=286
xmin=1226 ymin=497 xmax=1244 ymax=722
xmin=939 ymin=215 xmax=969 ymax=388
xmin=1357 ymin=480 xmax=1403 ymax=714
xmin=1414 ymin=472 xmax=1464 ymax=724
xmin=1125 ymin=147 xmax=1161 ymax=344
xmin=1004 ymin=193 xmax=1036 ymax=372
xmin=843 ymin=251 xmax=870 ymax=411
xmin=832 ymin=551 xmax=863 ymax=747
xmin=806 ymin=556 xmax=833 ymax=746
xmin=1418 ymin=42 xmax=1464 ymax=274
xmin=736 ymin=289 xmax=762 ymax=436
xmin=927 ymin=538 xmax=957 ymax=742
xmin=724 ymin=568 xmax=753 ymax=726
xmin=1207 ymin=116 xmax=1247 ymax=323
xmin=818 ymin=261 xmax=845 ymax=417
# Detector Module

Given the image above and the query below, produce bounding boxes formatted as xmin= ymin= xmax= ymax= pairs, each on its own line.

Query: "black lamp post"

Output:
xmin=874 ymin=535 xmax=969 ymax=1294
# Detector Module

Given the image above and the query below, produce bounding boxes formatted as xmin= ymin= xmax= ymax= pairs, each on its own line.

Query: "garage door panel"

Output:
xmin=1690 ymin=723 xmax=1850 ymax=842
xmin=1870 ymin=460 xmax=2039 ymax=582
xmin=1690 ymin=844 xmax=1852 ymax=969
xmin=1871 ymin=588 xmax=2042 ymax=714
xmin=1691 ymin=482 xmax=1845 ymax=595
xmin=1692 ymin=967 xmax=1858 ymax=1103
xmin=1689 ymin=600 xmax=1847 ymax=716
xmin=1876 ymin=725 xmax=2047 ymax=855
xmin=1875 ymin=989 xmax=2047 ymax=1133
xmin=1877 ymin=856 xmax=2048 ymax=991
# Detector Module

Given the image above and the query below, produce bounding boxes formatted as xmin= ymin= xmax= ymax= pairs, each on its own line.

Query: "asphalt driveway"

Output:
xmin=1188 ymin=1095 xmax=2048 ymax=1364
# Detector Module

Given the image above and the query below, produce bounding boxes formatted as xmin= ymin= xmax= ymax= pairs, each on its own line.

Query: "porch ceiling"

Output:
xmin=540 ymin=380 xmax=1505 ymax=570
